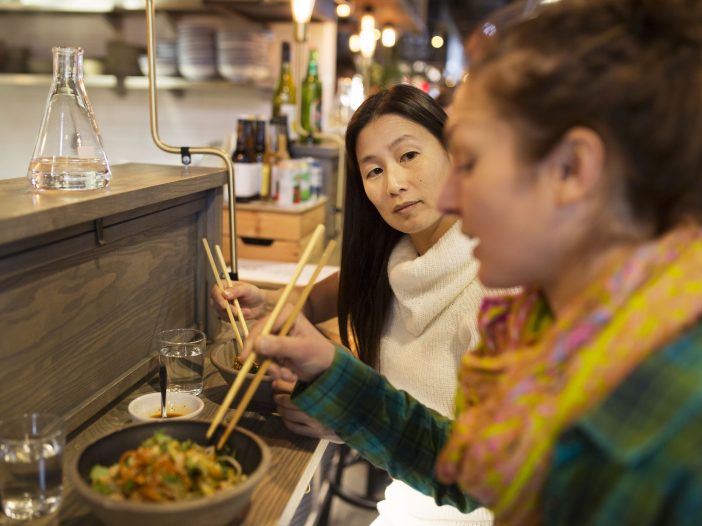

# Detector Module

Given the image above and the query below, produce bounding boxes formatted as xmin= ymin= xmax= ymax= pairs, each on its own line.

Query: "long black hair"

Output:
xmin=337 ymin=84 xmax=448 ymax=368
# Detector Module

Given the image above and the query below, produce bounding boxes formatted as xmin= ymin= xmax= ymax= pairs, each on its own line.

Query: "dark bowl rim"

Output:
xmin=69 ymin=420 xmax=271 ymax=514
xmin=210 ymin=344 xmax=273 ymax=382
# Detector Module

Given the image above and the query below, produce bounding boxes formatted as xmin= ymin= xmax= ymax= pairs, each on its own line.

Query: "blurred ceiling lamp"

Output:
xmin=359 ymin=28 xmax=377 ymax=58
xmin=359 ymin=6 xmax=376 ymax=58
xmin=361 ymin=6 xmax=375 ymax=31
xmin=336 ymin=0 xmax=351 ymax=18
xmin=291 ymin=0 xmax=316 ymax=42
xmin=349 ymin=33 xmax=361 ymax=53
xmin=431 ymin=34 xmax=445 ymax=48
xmin=381 ymin=24 xmax=397 ymax=47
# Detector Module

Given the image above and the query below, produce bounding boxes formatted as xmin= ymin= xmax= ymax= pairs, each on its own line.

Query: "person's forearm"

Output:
xmin=259 ymin=271 xmax=338 ymax=325
xmin=292 ymin=347 xmax=480 ymax=512
xmin=303 ymin=271 xmax=339 ymax=324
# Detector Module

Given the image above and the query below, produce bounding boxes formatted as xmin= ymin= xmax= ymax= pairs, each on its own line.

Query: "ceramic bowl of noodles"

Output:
xmin=210 ymin=342 xmax=275 ymax=410
xmin=70 ymin=420 xmax=270 ymax=526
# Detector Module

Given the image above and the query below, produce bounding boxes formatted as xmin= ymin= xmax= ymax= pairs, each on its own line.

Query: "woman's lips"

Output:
xmin=393 ymin=200 xmax=420 ymax=214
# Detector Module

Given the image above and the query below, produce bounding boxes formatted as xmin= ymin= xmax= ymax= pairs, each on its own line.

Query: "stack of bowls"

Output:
xmin=138 ymin=41 xmax=178 ymax=77
xmin=177 ymin=21 xmax=217 ymax=81
xmin=216 ymin=29 xmax=272 ymax=84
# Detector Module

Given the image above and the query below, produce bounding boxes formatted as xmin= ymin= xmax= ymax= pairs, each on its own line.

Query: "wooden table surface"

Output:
xmin=0 ymin=341 xmax=329 ymax=526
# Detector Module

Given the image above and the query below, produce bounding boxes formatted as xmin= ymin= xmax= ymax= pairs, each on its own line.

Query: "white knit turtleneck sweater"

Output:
xmin=373 ymin=222 xmax=494 ymax=526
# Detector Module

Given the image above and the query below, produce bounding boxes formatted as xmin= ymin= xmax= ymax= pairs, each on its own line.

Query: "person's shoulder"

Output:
xmin=578 ymin=320 xmax=702 ymax=466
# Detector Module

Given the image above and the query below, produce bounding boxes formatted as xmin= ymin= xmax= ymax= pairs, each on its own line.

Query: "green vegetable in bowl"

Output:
xmin=89 ymin=431 xmax=246 ymax=502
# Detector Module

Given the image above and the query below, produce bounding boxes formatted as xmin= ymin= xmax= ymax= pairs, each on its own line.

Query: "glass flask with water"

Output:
xmin=27 ymin=46 xmax=111 ymax=190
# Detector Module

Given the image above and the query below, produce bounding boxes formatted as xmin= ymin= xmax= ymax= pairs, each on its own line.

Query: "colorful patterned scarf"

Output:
xmin=435 ymin=225 xmax=702 ymax=525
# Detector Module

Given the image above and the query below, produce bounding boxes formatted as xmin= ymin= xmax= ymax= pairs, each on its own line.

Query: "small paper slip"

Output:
xmin=237 ymin=258 xmax=339 ymax=287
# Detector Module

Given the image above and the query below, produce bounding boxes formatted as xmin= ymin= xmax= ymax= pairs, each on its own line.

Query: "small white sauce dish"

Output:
xmin=128 ymin=392 xmax=204 ymax=423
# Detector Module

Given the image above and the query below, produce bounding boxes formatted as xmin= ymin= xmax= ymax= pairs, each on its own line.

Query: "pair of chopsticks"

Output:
xmin=202 ymin=239 xmax=249 ymax=351
xmin=207 ymin=223 xmax=336 ymax=449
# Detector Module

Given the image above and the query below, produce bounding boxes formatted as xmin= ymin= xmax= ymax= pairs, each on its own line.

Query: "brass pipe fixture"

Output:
xmin=144 ymin=0 xmax=239 ymax=276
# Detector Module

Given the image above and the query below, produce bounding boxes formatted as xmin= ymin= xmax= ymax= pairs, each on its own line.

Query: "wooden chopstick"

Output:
xmin=216 ymin=238 xmax=337 ymax=449
xmin=207 ymin=223 xmax=325 ymax=440
xmin=214 ymin=244 xmax=249 ymax=338
xmin=202 ymin=238 xmax=244 ymax=351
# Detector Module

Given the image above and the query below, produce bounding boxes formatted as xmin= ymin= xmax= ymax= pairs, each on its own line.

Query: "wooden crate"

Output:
xmin=223 ymin=197 xmax=326 ymax=263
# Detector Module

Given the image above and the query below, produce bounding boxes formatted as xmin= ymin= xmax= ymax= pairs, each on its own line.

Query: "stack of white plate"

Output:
xmin=138 ymin=41 xmax=178 ymax=77
xmin=177 ymin=22 xmax=217 ymax=81
xmin=216 ymin=30 xmax=272 ymax=84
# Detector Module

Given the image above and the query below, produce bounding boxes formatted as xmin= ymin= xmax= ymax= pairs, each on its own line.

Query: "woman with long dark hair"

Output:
xmin=213 ymin=84 xmax=494 ymax=525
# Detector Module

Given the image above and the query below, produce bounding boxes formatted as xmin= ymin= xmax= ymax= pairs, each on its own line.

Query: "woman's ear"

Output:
xmin=547 ymin=127 xmax=606 ymax=206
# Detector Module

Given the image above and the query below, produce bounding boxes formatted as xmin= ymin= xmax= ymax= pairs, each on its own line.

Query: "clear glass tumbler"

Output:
xmin=27 ymin=46 xmax=111 ymax=190
xmin=0 ymin=413 xmax=64 ymax=521
xmin=157 ymin=329 xmax=206 ymax=396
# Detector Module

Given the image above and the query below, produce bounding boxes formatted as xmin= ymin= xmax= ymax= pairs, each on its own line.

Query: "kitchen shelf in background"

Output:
xmin=0 ymin=72 xmax=273 ymax=92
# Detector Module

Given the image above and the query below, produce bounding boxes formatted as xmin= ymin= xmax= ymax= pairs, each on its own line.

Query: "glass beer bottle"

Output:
xmin=272 ymin=42 xmax=297 ymax=138
xmin=301 ymin=48 xmax=322 ymax=142
xmin=232 ymin=118 xmax=259 ymax=202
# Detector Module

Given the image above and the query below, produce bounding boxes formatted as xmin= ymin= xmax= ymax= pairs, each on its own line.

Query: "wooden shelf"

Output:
xmin=0 ymin=0 xmax=336 ymax=20
xmin=0 ymin=0 xmax=206 ymax=14
xmin=0 ymin=73 xmax=272 ymax=92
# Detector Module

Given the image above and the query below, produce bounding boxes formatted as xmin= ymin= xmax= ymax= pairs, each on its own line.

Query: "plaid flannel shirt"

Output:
xmin=292 ymin=322 xmax=702 ymax=525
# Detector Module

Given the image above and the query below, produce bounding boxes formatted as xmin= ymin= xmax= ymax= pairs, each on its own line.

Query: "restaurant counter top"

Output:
xmin=0 ymin=163 xmax=226 ymax=246
xmin=0 ymin=339 xmax=329 ymax=526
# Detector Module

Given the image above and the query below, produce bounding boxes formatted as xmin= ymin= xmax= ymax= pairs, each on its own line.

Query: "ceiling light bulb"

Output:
xmin=381 ymin=24 xmax=396 ymax=47
xmin=349 ymin=33 xmax=361 ymax=53
xmin=431 ymin=35 xmax=444 ymax=48
xmin=361 ymin=8 xmax=375 ymax=31
xmin=291 ymin=0 xmax=315 ymax=23
xmin=336 ymin=2 xmax=351 ymax=17
xmin=359 ymin=28 xmax=376 ymax=58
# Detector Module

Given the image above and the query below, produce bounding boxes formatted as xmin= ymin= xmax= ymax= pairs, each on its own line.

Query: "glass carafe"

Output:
xmin=27 ymin=47 xmax=111 ymax=190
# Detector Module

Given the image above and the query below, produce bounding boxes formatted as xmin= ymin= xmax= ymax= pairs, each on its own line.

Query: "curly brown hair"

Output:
xmin=470 ymin=0 xmax=702 ymax=234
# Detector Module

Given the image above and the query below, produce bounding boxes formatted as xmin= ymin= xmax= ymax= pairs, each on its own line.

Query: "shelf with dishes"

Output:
xmin=0 ymin=72 xmax=272 ymax=91
xmin=0 ymin=0 xmax=336 ymax=22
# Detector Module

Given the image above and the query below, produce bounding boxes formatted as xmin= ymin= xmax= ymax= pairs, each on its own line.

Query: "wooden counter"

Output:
xmin=0 ymin=163 xmax=226 ymax=246
xmin=0 ymin=163 xmax=226 ymax=433
xmin=0 ymin=341 xmax=328 ymax=526
xmin=18 ymin=343 xmax=326 ymax=526
xmin=0 ymin=165 xmax=329 ymax=525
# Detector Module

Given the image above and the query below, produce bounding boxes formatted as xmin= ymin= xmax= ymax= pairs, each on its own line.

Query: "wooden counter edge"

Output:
xmin=0 ymin=163 xmax=227 ymax=246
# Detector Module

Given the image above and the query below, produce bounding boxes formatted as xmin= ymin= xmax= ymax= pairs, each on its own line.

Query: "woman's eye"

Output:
xmin=400 ymin=151 xmax=419 ymax=162
xmin=365 ymin=167 xmax=383 ymax=178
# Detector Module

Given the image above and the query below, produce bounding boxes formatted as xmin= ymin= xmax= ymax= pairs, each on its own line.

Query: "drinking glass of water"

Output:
xmin=0 ymin=413 xmax=64 ymax=521
xmin=157 ymin=329 xmax=206 ymax=396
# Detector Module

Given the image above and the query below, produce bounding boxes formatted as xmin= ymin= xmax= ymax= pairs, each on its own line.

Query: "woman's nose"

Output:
xmin=385 ymin=166 xmax=407 ymax=195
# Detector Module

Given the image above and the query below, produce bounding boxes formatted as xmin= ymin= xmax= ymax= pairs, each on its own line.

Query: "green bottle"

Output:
xmin=301 ymin=48 xmax=322 ymax=142
xmin=272 ymin=42 xmax=296 ymax=136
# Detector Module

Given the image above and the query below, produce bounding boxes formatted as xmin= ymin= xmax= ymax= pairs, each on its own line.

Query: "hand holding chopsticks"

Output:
xmin=214 ymin=244 xmax=249 ymax=338
xmin=207 ymin=223 xmax=327 ymax=443
xmin=215 ymin=237 xmax=337 ymax=449
xmin=202 ymin=238 xmax=245 ymax=351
